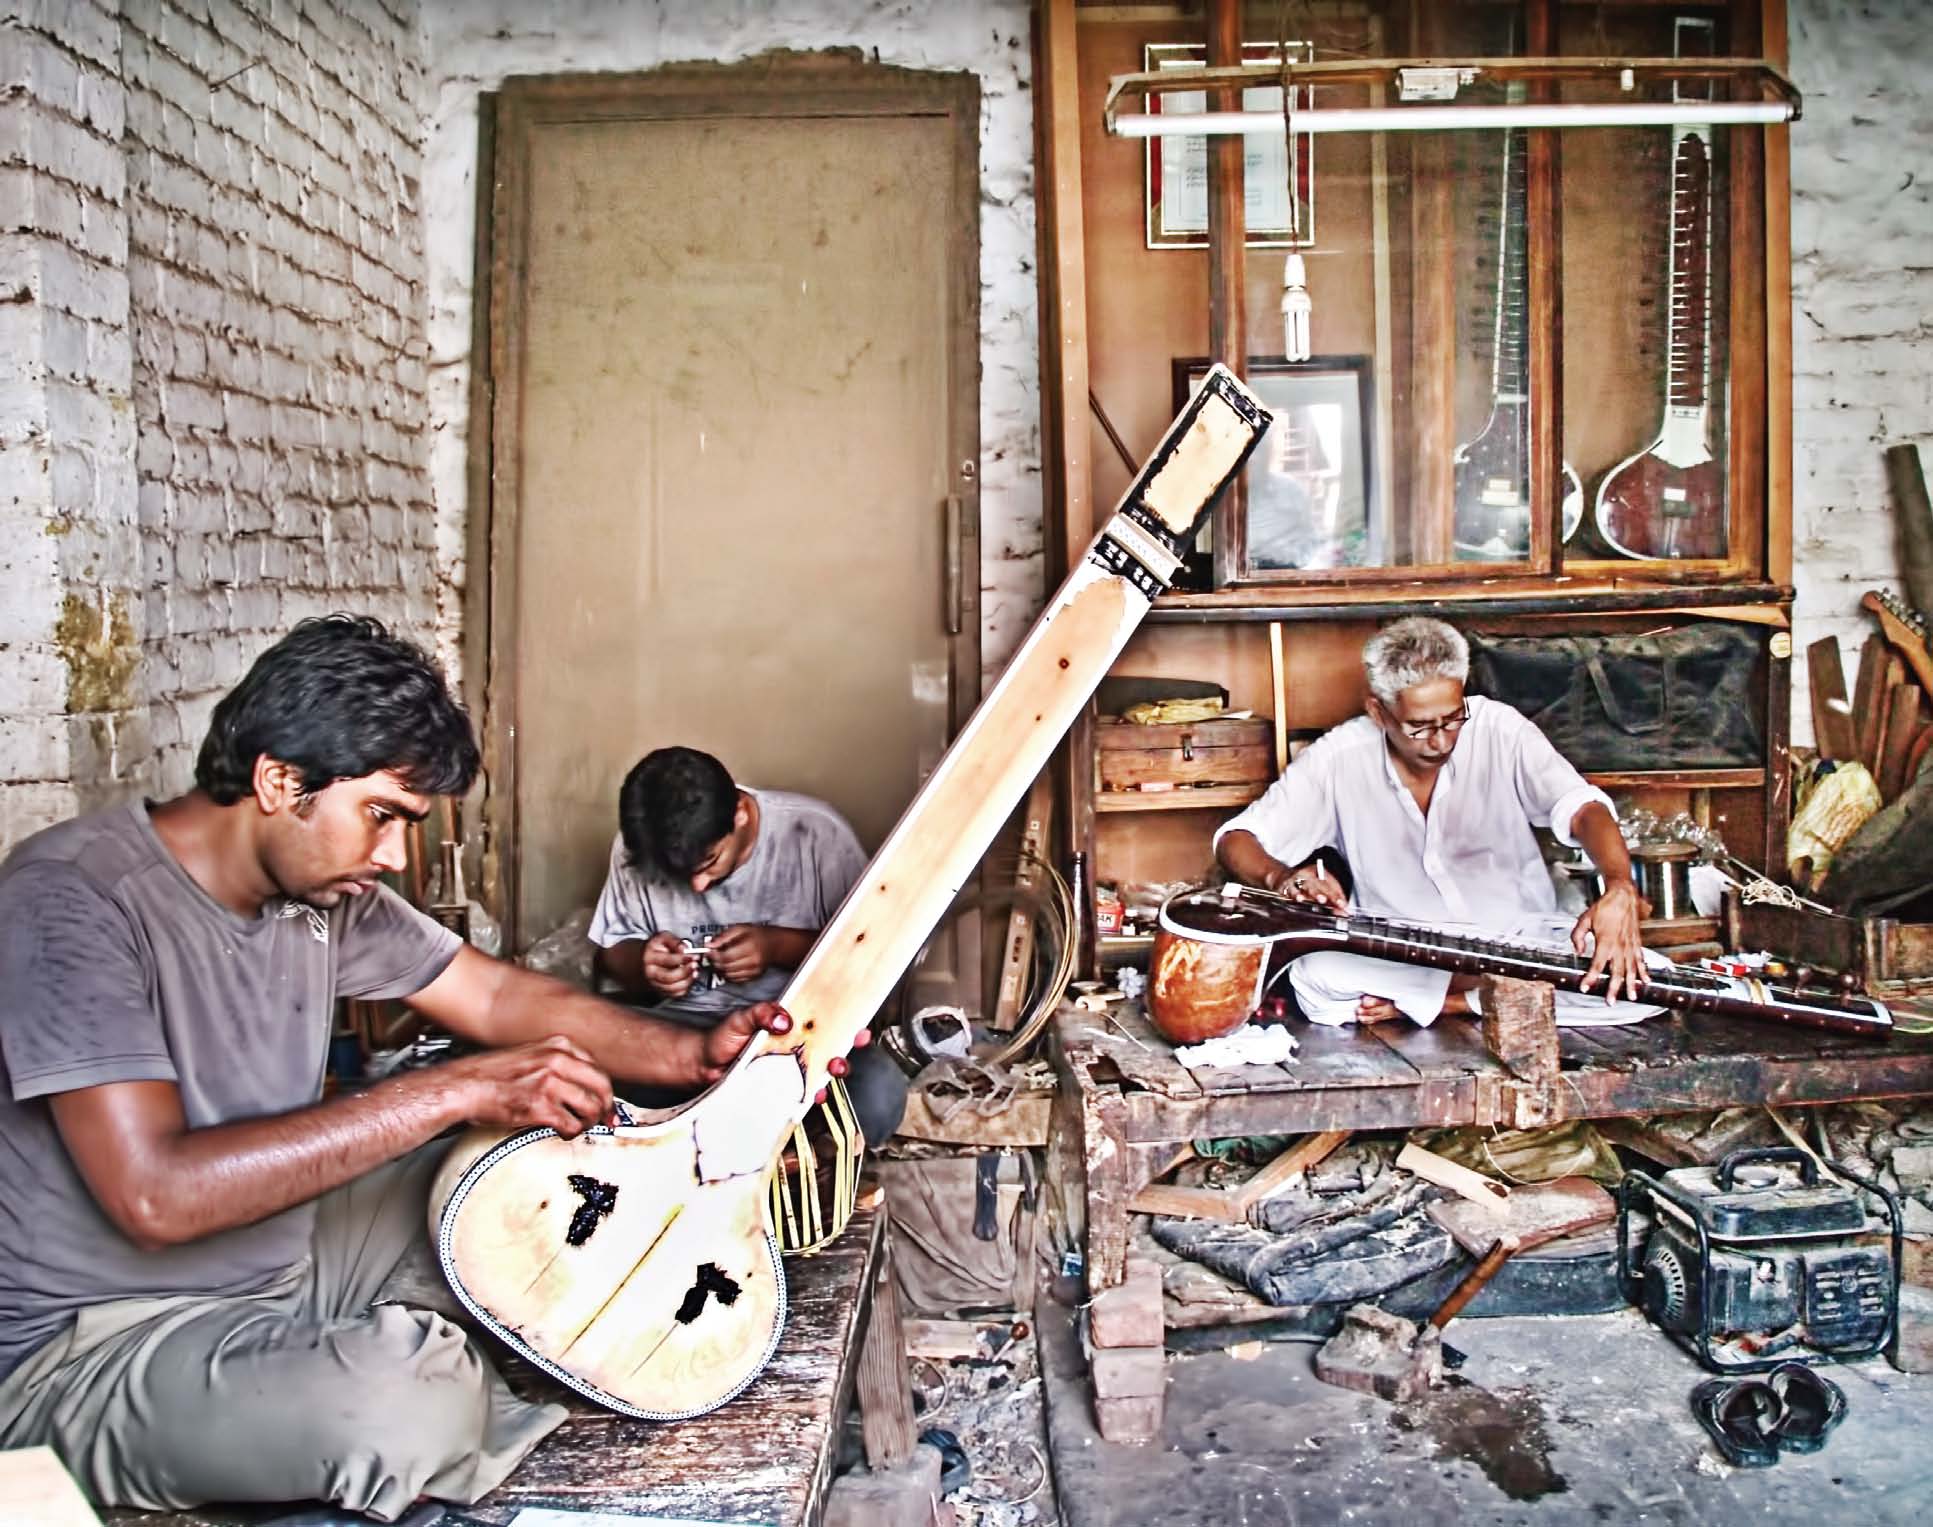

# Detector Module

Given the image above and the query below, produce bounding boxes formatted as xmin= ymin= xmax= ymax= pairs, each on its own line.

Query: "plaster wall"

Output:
xmin=416 ymin=0 xmax=1042 ymax=684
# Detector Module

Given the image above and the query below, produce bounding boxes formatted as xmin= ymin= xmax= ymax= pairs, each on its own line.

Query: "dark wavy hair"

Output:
xmin=195 ymin=615 xmax=480 ymax=805
xmin=619 ymin=747 xmax=737 ymax=876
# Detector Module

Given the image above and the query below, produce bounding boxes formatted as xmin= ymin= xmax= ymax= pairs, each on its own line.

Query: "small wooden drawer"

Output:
xmin=1097 ymin=716 xmax=1274 ymax=794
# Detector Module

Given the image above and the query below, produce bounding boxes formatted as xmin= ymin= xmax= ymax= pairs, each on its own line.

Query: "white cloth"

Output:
xmin=1173 ymin=1023 xmax=1301 ymax=1068
xmin=1288 ymin=914 xmax=1668 ymax=1029
xmin=1218 ymin=697 xmax=1619 ymax=1026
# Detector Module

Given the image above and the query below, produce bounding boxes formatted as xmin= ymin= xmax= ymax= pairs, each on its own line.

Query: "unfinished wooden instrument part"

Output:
xmin=432 ymin=366 xmax=1270 ymax=1419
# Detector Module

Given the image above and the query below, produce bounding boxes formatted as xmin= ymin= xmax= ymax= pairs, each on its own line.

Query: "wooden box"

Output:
xmin=1724 ymin=892 xmax=1933 ymax=989
xmin=1097 ymin=716 xmax=1273 ymax=794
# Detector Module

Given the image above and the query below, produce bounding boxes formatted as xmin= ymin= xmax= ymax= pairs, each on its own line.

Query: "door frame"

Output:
xmin=466 ymin=54 xmax=984 ymax=947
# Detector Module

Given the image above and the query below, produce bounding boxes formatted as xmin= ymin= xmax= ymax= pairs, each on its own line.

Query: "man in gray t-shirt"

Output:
xmin=590 ymin=747 xmax=906 ymax=1142
xmin=0 ymin=619 xmax=808 ymax=1520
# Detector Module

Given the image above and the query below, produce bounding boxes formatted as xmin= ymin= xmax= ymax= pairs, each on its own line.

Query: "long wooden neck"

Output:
xmin=740 ymin=372 xmax=1267 ymax=1117
xmin=1491 ymin=124 xmax=1528 ymax=409
xmin=1330 ymin=909 xmax=1890 ymax=1037
xmin=1664 ymin=124 xmax=1714 ymax=417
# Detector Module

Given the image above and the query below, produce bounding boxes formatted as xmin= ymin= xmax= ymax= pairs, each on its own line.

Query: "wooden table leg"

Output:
xmin=856 ymin=1230 xmax=917 ymax=1469
xmin=1080 ymin=1058 xmax=1132 ymax=1297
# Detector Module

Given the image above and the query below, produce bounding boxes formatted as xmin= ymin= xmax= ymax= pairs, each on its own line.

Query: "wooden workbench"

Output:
xmin=1052 ymin=1004 xmax=1933 ymax=1294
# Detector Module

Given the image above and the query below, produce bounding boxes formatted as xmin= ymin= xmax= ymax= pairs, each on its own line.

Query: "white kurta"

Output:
xmin=1215 ymin=697 xmax=1653 ymax=1026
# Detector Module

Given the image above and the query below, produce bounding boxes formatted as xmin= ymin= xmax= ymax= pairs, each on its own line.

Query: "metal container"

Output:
xmin=1631 ymin=842 xmax=1698 ymax=920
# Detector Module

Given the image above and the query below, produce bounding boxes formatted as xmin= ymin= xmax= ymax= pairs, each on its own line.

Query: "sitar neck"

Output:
xmin=1330 ymin=910 xmax=1891 ymax=1038
xmin=1490 ymin=123 xmax=1528 ymax=409
xmin=1663 ymin=124 xmax=1714 ymax=419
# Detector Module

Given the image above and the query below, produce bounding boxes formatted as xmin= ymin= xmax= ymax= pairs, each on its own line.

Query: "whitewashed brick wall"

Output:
xmin=0 ymin=0 xmax=437 ymax=855
xmin=122 ymin=0 xmax=435 ymax=794
xmin=1788 ymin=0 xmax=1933 ymax=746
xmin=0 ymin=0 xmax=139 ymax=853
xmin=416 ymin=0 xmax=1041 ymax=681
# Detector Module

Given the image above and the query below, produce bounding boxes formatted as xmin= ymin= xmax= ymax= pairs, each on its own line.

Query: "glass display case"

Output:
xmin=1079 ymin=0 xmax=1772 ymax=592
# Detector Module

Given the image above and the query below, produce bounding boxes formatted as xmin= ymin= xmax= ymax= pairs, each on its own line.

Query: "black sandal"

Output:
xmin=1764 ymin=1362 xmax=1847 ymax=1454
xmin=1691 ymin=1377 xmax=1782 ymax=1468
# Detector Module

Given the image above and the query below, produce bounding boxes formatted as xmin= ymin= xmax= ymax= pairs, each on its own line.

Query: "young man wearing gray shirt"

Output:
xmin=591 ymin=747 xmax=907 ymax=1142
xmin=0 ymin=619 xmax=810 ymax=1520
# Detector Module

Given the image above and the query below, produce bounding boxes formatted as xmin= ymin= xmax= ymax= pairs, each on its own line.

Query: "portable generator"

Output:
xmin=1618 ymin=1147 xmax=1901 ymax=1373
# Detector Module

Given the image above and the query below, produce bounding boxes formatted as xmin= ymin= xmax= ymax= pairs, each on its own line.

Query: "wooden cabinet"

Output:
xmin=1034 ymin=0 xmax=1794 ymax=969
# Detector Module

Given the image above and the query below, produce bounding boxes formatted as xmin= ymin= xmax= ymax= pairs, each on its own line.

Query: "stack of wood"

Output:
xmin=1805 ymin=593 xmax=1933 ymax=806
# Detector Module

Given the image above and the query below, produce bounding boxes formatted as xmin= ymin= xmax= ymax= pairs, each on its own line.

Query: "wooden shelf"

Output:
xmin=1147 ymin=582 xmax=1792 ymax=624
xmin=1586 ymin=769 xmax=1765 ymax=790
xmin=1096 ymin=783 xmax=1268 ymax=814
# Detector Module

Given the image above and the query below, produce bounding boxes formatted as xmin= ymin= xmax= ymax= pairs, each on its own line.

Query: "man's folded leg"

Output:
xmin=0 ymin=1142 xmax=566 ymax=1521
xmin=1288 ymin=951 xmax=1454 ymax=1027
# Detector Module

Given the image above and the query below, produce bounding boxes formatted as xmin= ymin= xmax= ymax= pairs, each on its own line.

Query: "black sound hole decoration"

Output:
xmin=674 ymin=1262 xmax=743 ymax=1323
xmin=564 ymin=1174 xmax=619 ymax=1247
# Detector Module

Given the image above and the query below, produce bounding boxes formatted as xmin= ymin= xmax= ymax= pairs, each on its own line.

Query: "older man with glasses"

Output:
xmin=1215 ymin=616 xmax=1654 ymax=1028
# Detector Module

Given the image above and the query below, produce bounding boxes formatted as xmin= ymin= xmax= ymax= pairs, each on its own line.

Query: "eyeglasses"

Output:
xmin=1397 ymin=705 xmax=1469 ymax=741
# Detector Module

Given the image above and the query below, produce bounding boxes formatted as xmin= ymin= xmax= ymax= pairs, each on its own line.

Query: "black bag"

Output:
xmin=1465 ymin=624 xmax=1763 ymax=772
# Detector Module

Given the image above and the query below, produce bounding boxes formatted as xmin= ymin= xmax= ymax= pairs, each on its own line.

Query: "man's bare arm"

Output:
xmin=407 ymin=944 xmax=790 ymax=1091
xmin=49 ymin=1038 xmax=614 ymax=1251
xmin=1569 ymin=801 xmax=1648 ymax=1001
xmin=1217 ymin=829 xmax=1292 ymax=891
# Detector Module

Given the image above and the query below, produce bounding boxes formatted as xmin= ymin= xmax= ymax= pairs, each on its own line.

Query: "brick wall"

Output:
xmin=0 ymin=0 xmax=139 ymax=852
xmin=122 ymin=0 xmax=434 ymax=794
xmin=417 ymin=0 xmax=1040 ymax=679
xmin=1787 ymin=0 xmax=1933 ymax=745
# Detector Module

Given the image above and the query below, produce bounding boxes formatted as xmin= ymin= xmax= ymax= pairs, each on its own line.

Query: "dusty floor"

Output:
xmin=1037 ymin=1303 xmax=1933 ymax=1527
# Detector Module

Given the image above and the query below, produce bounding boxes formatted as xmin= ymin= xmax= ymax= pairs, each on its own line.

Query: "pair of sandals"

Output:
xmin=1691 ymin=1363 xmax=1848 ymax=1467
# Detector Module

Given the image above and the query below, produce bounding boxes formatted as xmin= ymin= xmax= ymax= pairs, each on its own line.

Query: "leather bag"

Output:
xmin=1466 ymin=624 xmax=1762 ymax=772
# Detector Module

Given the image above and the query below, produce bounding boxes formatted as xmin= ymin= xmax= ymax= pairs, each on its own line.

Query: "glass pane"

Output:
xmin=1561 ymin=8 xmax=1732 ymax=563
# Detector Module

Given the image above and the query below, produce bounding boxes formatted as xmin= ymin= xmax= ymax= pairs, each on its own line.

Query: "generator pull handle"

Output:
xmin=1718 ymin=1147 xmax=1819 ymax=1191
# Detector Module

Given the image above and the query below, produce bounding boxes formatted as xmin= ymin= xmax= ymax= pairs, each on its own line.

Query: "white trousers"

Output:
xmin=1288 ymin=914 xmax=1668 ymax=1029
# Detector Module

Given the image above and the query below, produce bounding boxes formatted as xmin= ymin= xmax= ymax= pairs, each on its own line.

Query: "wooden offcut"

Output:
xmin=1806 ymin=634 xmax=1857 ymax=761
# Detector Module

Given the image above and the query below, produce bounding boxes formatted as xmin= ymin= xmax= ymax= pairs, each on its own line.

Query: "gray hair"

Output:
xmin=1362 ymin=617 xmax=1469 ymax=705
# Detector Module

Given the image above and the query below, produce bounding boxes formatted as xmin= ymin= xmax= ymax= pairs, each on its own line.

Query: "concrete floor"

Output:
xmin=1041 ymin=1303 xmax=1933 ymax=1526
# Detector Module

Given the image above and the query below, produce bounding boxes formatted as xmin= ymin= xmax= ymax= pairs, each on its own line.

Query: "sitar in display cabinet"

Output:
xmin=1591 ymin=115 xmax=1727 ymax=560
xmin=1452 ymin=105 xmax=1584 ymax=561
xmin=428 ymin=367 xmax=1270 ymax=1418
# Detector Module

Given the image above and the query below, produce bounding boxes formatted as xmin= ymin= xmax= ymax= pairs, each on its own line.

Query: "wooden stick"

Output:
xmin=1879 ymin=683 xmax=1923 ymax=801
xmin=1235 ymin=1129 xmax=1351 ymax=1210
xmin=1850 ymin=635 xmax=1889 ymax=769
xmin=1127 ymin=1131 xmax=1349 ymax=1223
xmin=1269 ymin=621 xmax=1288 ymax=776
xmin=1806 ymin=635 xmax=1856 ymax=761
xmin=1396 ymin=1142 xmax=1511 ymax=1215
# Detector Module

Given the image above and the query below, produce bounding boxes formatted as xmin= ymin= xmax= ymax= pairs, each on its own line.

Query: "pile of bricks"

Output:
xmin=1086 ymin=1255 xmax=1166 ymax=1444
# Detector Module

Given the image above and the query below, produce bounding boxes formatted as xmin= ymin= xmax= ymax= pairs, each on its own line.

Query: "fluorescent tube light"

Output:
xmin=1111 ymin=99 xmax=1794 ymax=139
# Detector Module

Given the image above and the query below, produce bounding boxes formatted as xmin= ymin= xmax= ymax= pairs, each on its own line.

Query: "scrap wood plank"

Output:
xmin=1880 ymin=682 xmax=1924 ymax=800
xmin=991 ymin=770 xmax=1055 ymax=1032
xmin=1850 ymin=634 xmax=1891 ymax=770
xmin=1127 ymin=1129 xmax=1349 ymax=1222
xmin=1807 ymin=634 xmax=1857 ymax=761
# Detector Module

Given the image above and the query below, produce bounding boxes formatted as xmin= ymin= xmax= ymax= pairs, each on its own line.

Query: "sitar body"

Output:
xmin=433 ymin=367 xmax=1271 ymax=1419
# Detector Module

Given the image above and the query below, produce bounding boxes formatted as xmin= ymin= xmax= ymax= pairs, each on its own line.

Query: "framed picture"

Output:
xmin=1173 ymin=357 xmax=1377 ymax=582
xmin=1144 ymin=41 xmax=1316 ymax=251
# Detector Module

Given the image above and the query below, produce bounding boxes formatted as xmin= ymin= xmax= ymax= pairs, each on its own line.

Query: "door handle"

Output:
xmin=945 ymin=493 xmax=977 ymax=636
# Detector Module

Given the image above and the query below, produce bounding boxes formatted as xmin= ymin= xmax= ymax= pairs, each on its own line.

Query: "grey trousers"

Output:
xmin=0 ymin=1143 xmax=566 ymax=1522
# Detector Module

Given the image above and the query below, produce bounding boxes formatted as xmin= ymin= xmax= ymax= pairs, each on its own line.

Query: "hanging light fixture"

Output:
xmin=1113 ymin=97 xmax=1793 ymax=138
xmin=1278 ymin=45 xmax=1311 ymax=361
